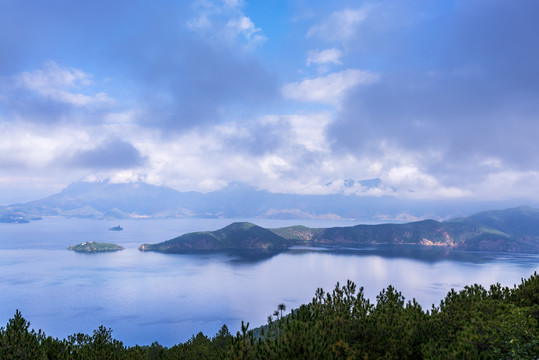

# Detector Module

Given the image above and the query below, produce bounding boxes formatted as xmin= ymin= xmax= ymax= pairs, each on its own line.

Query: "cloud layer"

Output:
xmin=0 ymin=0 xmax=538 ymax=206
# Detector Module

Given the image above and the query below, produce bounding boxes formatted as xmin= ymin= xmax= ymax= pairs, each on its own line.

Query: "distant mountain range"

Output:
xmin=0 ymin=180 xmax=534 ymax=222
xmin=140 ymin=206 xmax=539 ymax=256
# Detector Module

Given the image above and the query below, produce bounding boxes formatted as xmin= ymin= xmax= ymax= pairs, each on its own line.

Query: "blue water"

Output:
xmin=0 ymin=218 xmax=537 ymax=346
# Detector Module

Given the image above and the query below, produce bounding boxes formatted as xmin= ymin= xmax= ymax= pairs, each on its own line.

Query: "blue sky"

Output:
xmin=0 ymin=0 xmax=538 ymax=205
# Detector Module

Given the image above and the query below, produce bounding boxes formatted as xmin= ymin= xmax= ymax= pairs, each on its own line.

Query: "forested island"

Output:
xmin=0 ymin=212 xmax=39 ymax=223
xmin=68 ymin=241 xmax=124 ymax=253
xmin=139 ymin=222 xmax=289 ymax=256
xmin=139 ymin=206 xmax=539 ymax=256
xmin=1 ymin=272 xmax=537 ymax=359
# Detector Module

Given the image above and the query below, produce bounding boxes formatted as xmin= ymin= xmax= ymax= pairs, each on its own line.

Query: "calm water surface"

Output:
xmin=0 ymin=218 xmax=537 ymax=346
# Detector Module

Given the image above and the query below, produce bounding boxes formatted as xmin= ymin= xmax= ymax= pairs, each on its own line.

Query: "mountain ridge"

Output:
xmin=139 ymin=206 xmax=539 ymax=255
xmin=1 ymin=180 xmax=534 ymax=222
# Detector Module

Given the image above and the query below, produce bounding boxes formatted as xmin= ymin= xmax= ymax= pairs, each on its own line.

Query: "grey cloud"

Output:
xmin=65 ymin=139 xmax=146 ymax=170
xmin=128 ymin=37 xmax=278 ymax=131
xmin=0 ymin=83 xmax=115 ymax=125
xmin=223 ymin=118 xmax=292 ymax=156
xmin=329 ymin=0 xmax=539 ymax=183
xmin=0 ymin=86 xmax=69 ymax=123
xmin=0 ymin=156 xmax=30 ymax=170
xmin=0 ymin=0 xmax=278 ymax=131
xmin=0 ymin=0 xmax=135 ymax=75
xmin=92 ymin=0 xmax=279 ymax=132
xmin=0 ymin=0 xmax=130 ymax=124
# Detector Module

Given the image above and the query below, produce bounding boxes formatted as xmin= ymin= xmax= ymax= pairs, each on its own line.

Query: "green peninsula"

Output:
xmin=139 ymin=207 xmax=539 ymax=256
xmin=273 ymin=206 xmax=539 ymax=253
xmin=68 ymin=241 xmax=124 ymax=253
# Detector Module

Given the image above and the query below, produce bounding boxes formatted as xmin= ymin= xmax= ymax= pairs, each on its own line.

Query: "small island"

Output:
xmin=68 ymin=241 xmax=124 ymax=253
xmin=109 ymin=225 xmax=123 ymax=231
xmin=0 ymin=213 xmax=30 ymax=223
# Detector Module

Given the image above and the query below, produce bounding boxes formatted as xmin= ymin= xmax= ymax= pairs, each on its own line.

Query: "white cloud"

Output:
xmin=286 ymin=113 xmax=332 ymax=152
xmin=187 ymin=0 xmax=265 ymax=48
xmin=306 ymin=48 xmax=343 ymax=66
xmin=259 ymin=155 xmax=291 ymax=178
xmin=257 ymin=112 xmax=333 ymax=152
xmin=282 ymin=69 xmax=379 ymax=105
xmin=222 ymin=0 xmax=242 ymax=9
xmin=1 ymin=110 xmax=537 ymax=202
xmin=103 ymin=109 xmax=141 ymax=125
xmin=18 ymin=61 xmax=92 ymax=88
xmin=186 ymin=15 xmax=211 ymax=30
xmin=226 ymin=15 xmax=266 ymax=47
xmin=109 ymin=171 xmax=145 ymax=184
xmin=14 ymin=61 xmax=114 ymax=107
xmin=387 ymin=166 xmax=437 ymax=188
xmin=308 ymin=8 xmax=369 ymax=42
xmin=1 ymin=59 xmax=536 ymax=203
xmin=475 ymin=170 xmax=539 ymax=200
xmin=0 ymin=122 xmax=90 ymax=169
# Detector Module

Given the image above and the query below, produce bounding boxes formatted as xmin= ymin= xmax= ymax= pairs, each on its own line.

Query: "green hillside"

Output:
xmin=273 ymin=219 xmax=481 ymax=247
xmin=139 ymin=222 xmax=289 ymax=255
xmin=272 ymin=207 xmax=539 ymax=253
xmin=448 ymin=205 xmax=539 ymax=237
xmin=139 ymin=207 xmax=539 ymax=256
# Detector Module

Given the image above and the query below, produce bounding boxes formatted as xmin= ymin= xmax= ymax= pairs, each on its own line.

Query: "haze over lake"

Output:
xmin=1 ymin=218 xmax=537 ymax=347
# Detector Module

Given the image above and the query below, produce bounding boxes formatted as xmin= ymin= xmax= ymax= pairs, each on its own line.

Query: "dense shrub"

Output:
xmin=1 ymin=273 xmax=537 ymax=359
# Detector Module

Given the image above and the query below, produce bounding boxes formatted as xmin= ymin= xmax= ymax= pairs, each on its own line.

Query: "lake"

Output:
xmin=0 ymin=218 xmax=537 ymax=346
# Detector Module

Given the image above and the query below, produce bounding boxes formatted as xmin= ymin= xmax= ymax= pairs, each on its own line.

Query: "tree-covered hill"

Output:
xmin=139 ymin=222 xmax=289 ymax=256
xmin=449 ymin=206 xmax=539 ymax=237
xmin=141 ymin=207 xmax=539 ymax=256
xmin=273 ymin=206 xmax=539 ymax=253
xmin=273 ymin=219 xmax=539 ymax=253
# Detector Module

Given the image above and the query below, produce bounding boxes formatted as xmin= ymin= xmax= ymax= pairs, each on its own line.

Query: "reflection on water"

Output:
xmin=287 ymin=244 xmax=534 ymax=264
xmin=0 ymin=218 xmax=537 ymax=346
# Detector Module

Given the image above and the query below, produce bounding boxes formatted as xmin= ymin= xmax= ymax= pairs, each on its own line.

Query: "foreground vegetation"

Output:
xmin=1 ymin=273 xmax=537 ymax=359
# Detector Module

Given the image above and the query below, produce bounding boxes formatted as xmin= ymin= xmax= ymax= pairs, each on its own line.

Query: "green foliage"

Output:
xmin=2 ymin=272 xmax=538 ymax=359
xmin=142 ymin=205 xmax=539 ymax=256
xmin=67 ymin=241 xmax=124 ymax=253
xmin=142 ymin=222 xmax=289 ymax=255
xmin=491 ymin=305 xmax=538 ymax=359
xmin=230 ymin=274 xmax=539 ymax=359
xmin=0 ymin=309 xmax=45 ymax=359
xmin=510 ymin=271 xmax=539 ymax=321
xmin=272 ymin=206 xmax=539 ymax=252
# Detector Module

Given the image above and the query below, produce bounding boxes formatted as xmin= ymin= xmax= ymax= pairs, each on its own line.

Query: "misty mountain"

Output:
xmin=448 ymin=206 xmax=539 ymax=237
xmin=0 ymin=180 xmax=533 ymax=221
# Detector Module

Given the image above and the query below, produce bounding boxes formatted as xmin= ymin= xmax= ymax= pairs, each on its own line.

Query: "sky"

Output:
xmin=0 ymin=0 xmax=538 ymax=205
